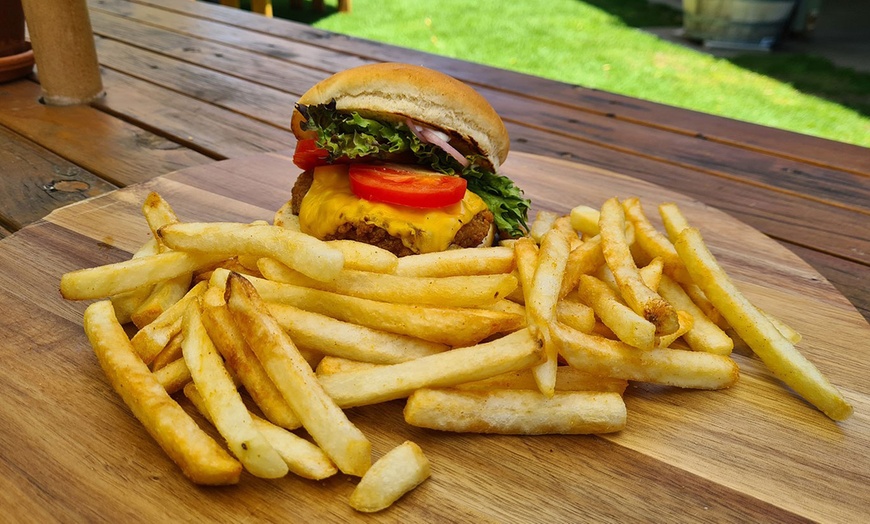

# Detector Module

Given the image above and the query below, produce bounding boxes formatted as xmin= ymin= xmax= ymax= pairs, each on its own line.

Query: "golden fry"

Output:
xmin=182 ymin=303 xmax=288 ymax=479
xmin=404 ymin=388 xmax=626 ymax=435
xmin=393 ymin=246 xmax=514 ymax=277
xmin=225 ymin=273 xmax=372 ymax=476
xmin=577 ymin=274 xmax=656 ymax=350
xmin=599 ymin=197 xmax=679 ymax=335
xmin=349 ymin=441 xmax=430 ymax=513
xmin=210 ymin=270 xmax=523 ymax=347
xmin=258 ymin=257 xmax=517 ymax=308
xmin=553 ymin=323 xmax=739 ymax=390
xmin=674 ymin=227 xmax=852 ymax=420
xmin=158 ymin=222 xmax=344 ymax=282
xmin=317 ymin=328 xmax=544 ymax=408
xmin=83 ymin=300 xmax=241 ymax=485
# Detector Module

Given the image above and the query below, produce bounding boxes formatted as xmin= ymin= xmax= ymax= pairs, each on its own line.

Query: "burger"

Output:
xmin=286 ymin=62 xmax=530 ymax=256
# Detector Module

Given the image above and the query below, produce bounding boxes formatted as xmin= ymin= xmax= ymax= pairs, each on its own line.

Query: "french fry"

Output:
xmin=555 ymin=297 xmax=596 ymax=334
xmin=577 ymin=274 xmax=656 ymax=350
xmin=456 ymin=366 xmax=628 ymax=394
xmin=622 ymin=197 xmax=692 ymax=285
xmin=349 ymin=441 xmax=430 ymax=513
xmin=184 ymin=384 xmax=336 ymax=480
xmin=552 ymin=216 xmax=580 ymax=245
xmin=657 ymin=274 xmax=733 ymax=355
xmin=151 ymin=331 xmax=184 ymax=371
xmin=83 ymin=300 xmax=241 ymax=485
xmin=199 ymin=288 xmax=302 ymax=430
xmin=673 ymin=227 xmax=852 ymax=420
xmin=109 ymin=238 xmax=160 ymax=324
xmin=131 ymin=273 xmax=192 ymax=329
xmin=258 ymin=257 xmax=518 ymax=308
xmin=529 ymin=210 xmax=559 ymax=243
xmin=639 ymin=257 xmax=664 ymax=291
xmin=315 ymin=357 xmax=381 ymax=376
xmin=142 ymin=192 xmax=180 ymax=247
xmin=130 ymin=281 xmax=208 ymax=365
xmin=560 ymin=234 xmax=605 ymax=297
xmin=225 ymin=273 xmax=372 ymax=477
xmin=265 ymin=302 xmax=449 ymax=364
xmin=599 ymin=197 xmax=679 ymax=335
xmin=181 ymin=303 xmax=288 ymax=479
xmin=326 ymin=239 xmax=398 ymax=273
xmin=553 ymin=322 xmax=739 ymax=390
xmin=60 ymin=250 xmax=223 ymax=301
xmin=210 ymin=270 xmax=523 ymax=347
xmin=404 ymin=388 xmax=627 ymax=435
xmin=273 ymin=200 xmax=301 ymax=231
xmin=158 ymin=222 xmax=344 ymax=283
xmin=153 ymin=357 xmax=191 ymax=395
xmin=658 ymin=202 xmax=691 ymax=242
xmin=317 ymin=328 xmax=544 ymax=408
xmin=526 ymin=229 xmax=571 ymax=396
xmin=655 ymin=310 xmax=694 ymax=348
xmin=569 ymin=205 xmax=601 ymax=236
xmin=393 ymin=246 xmax=514 ymax=277
xmin=762 ymin=309 xmax=802 ymax=344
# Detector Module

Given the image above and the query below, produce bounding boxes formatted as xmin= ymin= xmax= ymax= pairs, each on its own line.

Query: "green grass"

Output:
xmin=258 ymin=0 xmax=870 ymax=148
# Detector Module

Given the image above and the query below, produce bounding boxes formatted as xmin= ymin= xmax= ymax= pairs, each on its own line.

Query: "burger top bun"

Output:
xmin=291 ymin=63 xmax=510 ymax=170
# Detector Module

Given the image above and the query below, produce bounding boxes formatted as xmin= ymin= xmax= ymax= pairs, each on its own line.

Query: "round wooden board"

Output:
xmin=1 ymin=152 xmax=867 ymax=523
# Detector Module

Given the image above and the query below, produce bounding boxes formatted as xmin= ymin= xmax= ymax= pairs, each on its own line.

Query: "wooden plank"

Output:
xmin=89 ymin=1 xmax=870 ymax=215
xmin=125 ymin=0 xmax=870 ymax=175
xmin=1 ymin=151 xmax=866 ymax=522
xmin=89 ymin=9 xmax=331 ymax=94
xmin=93 ymin=36 xmax=299 ymax=130
xmin=0 ymin=125 xmax=117 ymax=233
xmin=0 ymin=79 xmax=214 ymax=187
xmin=786 ymin=244 xmax=870 ymax=323
xmin=505 ymin=122 xmax=870 ymax=268
xmin=93 ymin=69 xmax=297 ymax=158
xmin=88 ymin=0 xmax=373 ymax=72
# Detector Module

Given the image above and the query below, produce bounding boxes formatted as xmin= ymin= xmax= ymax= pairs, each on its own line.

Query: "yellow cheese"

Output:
xmin=298 ymin=165 xmax=488 ymax=254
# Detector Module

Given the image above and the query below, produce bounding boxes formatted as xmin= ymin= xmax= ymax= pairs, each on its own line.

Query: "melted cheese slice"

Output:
xmin=299 ymin=165 xmax=488 ymax=254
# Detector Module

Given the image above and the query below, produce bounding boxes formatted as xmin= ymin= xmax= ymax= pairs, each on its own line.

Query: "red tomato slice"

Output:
xmin=348 ymin=164 xmax=467 ymax=209
xmin=292 ymin=139 xmax=330 ymax=170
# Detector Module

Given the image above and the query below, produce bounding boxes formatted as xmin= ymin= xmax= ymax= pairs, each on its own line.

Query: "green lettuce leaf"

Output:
xmin=297 ymin=102 xmax=530 ymax=237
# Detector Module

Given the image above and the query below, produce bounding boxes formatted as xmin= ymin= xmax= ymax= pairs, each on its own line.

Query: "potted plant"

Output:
xmin=682 ymin=0 xmax=798 ymax=50
xmin=0 ymin=0 xmax=35 ymax=83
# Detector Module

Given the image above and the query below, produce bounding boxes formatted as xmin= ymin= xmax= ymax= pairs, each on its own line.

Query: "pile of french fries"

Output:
xmin=60 ymin=192 xmax=853 ymax=511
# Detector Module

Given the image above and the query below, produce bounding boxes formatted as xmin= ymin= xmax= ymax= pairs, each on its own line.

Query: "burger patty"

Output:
xmin=290 ymin=170 xmax=494 ymax=256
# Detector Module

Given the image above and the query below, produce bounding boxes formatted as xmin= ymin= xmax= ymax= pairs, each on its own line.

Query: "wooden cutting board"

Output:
xmin=0 ymin=152 xmax=866 ymax=523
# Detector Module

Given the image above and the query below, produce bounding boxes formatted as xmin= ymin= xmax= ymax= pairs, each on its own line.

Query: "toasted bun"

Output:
xmin=291 ymin=63 xmax=510 ymax=170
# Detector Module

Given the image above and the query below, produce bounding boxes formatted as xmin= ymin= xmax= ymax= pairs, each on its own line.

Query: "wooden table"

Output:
xmin=1 ymin=1 xmax=867 ymax=521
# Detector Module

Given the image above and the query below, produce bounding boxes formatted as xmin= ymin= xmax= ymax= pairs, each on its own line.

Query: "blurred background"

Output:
xmin=208 ymin=0 xmax=869 ymax=148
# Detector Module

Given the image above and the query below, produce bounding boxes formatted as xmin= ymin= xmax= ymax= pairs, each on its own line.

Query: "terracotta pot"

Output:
xmin=0 ymin=0 xmax=35 ymax=83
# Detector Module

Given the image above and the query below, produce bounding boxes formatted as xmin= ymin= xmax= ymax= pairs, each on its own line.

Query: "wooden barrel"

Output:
xmin=682 ymin=0 xmax=797 ymax=50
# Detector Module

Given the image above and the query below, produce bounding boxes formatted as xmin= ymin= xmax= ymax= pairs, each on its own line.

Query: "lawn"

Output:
xmin=261 ymin=0 xmax=870 ymax=148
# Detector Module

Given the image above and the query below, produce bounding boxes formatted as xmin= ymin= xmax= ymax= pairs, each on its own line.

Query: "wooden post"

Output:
xmin=20 ymin=0 xmax=103 ymax=105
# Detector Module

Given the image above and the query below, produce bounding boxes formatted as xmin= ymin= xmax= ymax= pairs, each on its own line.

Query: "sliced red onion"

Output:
xmin=406 ymin=117 xmax=470 ymax=168
xmin=420 ymin=128 xmax=469 ymax=167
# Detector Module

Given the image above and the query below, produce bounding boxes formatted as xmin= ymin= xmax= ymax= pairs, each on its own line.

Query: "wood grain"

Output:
xmin=0 ymin=152 xmax=866 ymax=522
xmin=0 ymin=125 xmax=116 ymax=233
xmin=0 ymin=79 xmax=213 ymax=187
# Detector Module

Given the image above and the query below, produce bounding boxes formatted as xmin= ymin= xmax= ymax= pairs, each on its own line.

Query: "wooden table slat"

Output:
xmin=0 ymin=79 xmax=214 ymax=187
xmin=0 ymin=125 xmax=117 ymax=234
